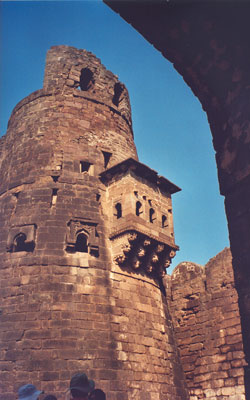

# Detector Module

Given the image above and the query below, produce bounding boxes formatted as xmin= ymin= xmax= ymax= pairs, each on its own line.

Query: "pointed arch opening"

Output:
xmin=102 ymin=150 xmax=112 ymax=169
xmin=162 ymin=215 xmax=168 ymax=228
xmin=149 ymin=208 xmax=156 ymax=223
xmin=114 ymin=202 xmax=122 ymax=219
xmin=136 ymin=201 xmax=143 ymax=216
xmin=13 ymin=232 xmax=34 ymax=252
xmin=79 ymin=68 xmax=94 ymax=91
xmin=112 ymin=82 xmax=124 ymax=107
xmin=75 ymin=232 xmax=88 ymax=253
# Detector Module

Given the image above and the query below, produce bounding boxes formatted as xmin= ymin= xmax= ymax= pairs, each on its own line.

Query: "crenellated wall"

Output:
xmin=169 ymin=248 xmax=246 ymax=400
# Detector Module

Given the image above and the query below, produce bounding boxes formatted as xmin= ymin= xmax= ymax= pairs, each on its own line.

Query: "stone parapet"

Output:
xmin=170 ymin=248 xmax=246 ymax=400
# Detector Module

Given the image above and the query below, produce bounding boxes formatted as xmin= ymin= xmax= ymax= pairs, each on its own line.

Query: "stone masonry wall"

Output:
xmin=0 ymin=46 xmax=188 ymax=400
xmin=103 ymin=4 xmax=250 ymax=394
xmin=169 ymin=248 xmax=246 ymax=400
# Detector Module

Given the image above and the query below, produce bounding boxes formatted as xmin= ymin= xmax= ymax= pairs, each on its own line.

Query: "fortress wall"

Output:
xmin=102 ymin=268 xmax=188 ymax=400
xmin=1 ymin=264 xmax=114 ymax=395
xmin=1 ymin=262 xmax=188 ymax=400
xmin=103 ymin=4 xmax=250 ymax=393
xmin=1 ymin=90 xmax=136 ymax=192
xmin=170 ymin=248 xmax=246 ymax=400
xmin=0 ymin=46 xmax=188 ymax=400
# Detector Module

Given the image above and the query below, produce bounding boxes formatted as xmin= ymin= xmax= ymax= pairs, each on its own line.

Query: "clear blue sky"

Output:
xmin=0 ymin=1 xmax=229 ymax=272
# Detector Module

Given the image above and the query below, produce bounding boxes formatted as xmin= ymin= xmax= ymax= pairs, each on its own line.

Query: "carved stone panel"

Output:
xmin=7 ymin=224 xmax=36 ymax=252
xmin=66 ymin=219 xmax=99 ymax=256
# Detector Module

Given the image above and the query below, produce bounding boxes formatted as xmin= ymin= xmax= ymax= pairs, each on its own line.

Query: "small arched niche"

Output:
xmin=112 ymin=82 xmax=124 ymax=107
xmin=136 ymin=201 xmax=143 ymax=217
xmin=75 ymin=232 xmax=88 ymax=253
xmin=79 ymin=68 xmax=94 ymax=91
xmin=80 ymin=161 xmax=94 ymax=175
xmin=13 ymin=233 xmax=35 ymax=252
xmin=102 ymin=150 xmax=112 ymax=169
xmin=149 ymin=208 xmax=156 ymax=223
xmin=162 ymin=215 xmax=168 ymax=228
xmin=114 ymin=202 xmax=122 ymax=219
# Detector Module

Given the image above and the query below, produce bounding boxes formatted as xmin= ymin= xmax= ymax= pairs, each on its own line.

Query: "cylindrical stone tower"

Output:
xmin=0 ymin=46 xmax=188 ymax=400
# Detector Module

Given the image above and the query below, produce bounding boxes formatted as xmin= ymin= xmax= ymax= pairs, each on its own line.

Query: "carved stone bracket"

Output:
xmin=111 ymin=230 xmax=177 ymax=280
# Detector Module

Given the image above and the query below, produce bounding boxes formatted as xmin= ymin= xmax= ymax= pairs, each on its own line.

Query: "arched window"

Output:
xmin=51 ymin=188 xmax=58 ymax=207
xmin=13 ymin=233 xmax=34 ymax=252
xmin=102 ymin=151 xmax=112 ymax=169
xmin=162 ymin=215 xmax=168 ymax=228
xmin=112 ymin=82 xmax=124 ymax=107
xmin=80 ymin=161 xmax=94 ymax=175
xmin=136 ymin=201 xmax=143 ymax=216
xmin=75 ymin=233 xmax=88 ymax=253
xmin=149 ymin=208 xmax=156 ymax=223
xmin=114 ymin=203 xmax=122 ymax=219
xmin=79 ymin=68 xmax=94 ymax=91
xmin=13 ymin=233 xmax=26 ymax=252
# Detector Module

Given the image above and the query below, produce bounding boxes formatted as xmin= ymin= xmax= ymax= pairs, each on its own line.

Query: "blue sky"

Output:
xmin=0 ymin=1 xmax=229 ymax=272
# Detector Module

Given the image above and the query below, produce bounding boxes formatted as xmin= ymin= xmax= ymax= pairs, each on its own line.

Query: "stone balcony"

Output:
xmin=100 ymin=157 xmax=181 ymax=280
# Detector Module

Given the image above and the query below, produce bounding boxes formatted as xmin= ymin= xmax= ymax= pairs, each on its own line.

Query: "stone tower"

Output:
xmin=0 ymin=46 xmax=188 ymax=400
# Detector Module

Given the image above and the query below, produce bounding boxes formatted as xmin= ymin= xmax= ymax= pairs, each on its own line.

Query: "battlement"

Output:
xmin=169 ymin=248 xmax=246 ymax=399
